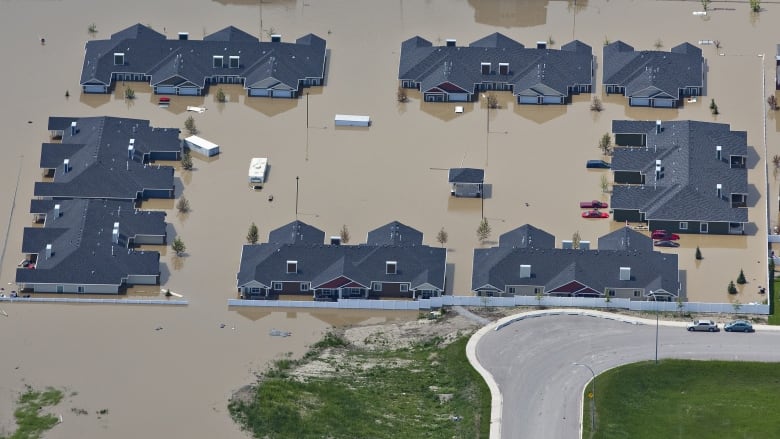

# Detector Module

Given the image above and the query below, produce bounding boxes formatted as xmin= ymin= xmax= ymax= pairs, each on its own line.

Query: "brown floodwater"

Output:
xmin=1 ymin=0 xmax=779 ymax=437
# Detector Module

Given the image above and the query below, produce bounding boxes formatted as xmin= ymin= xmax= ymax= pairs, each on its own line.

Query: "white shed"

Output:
xmin=184 ymin=135 xmax=219 ymax=157
xmin=248 ymin=158 xmax=268 ymax=184
xmin=335 ymin=114 xmax=370 ymax=127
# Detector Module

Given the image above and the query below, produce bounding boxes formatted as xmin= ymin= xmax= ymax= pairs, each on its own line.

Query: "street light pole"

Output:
xmin=295 ymin=176 xmax=299 ymax=219
xmin=573 ymin=362 xmax=596 ymax=432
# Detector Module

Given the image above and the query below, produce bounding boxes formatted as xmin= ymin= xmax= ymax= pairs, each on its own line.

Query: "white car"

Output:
xmin=687 ymin=320 xmax=719 ymax=332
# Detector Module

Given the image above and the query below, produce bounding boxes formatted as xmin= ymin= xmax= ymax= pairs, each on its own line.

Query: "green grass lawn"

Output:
xmin=229 ymin=334 xmax=490 ymax=439
xmin=582 ymin=360 xmax=780 ymax=438
xmin=768 ymin=275 xmax=779 ymax=325
xmin=1 ymin=386 xmax=63 ymax=439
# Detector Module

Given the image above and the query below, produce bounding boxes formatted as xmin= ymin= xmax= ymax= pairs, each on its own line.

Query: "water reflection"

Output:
xmin=468 ymin=0 xmax=549 ymax=28
xmin=230 ymin=306 xmax=418 ymax=326
xmin=513 ymin=103 xmax=567 ymax=124
xmin=244 ymin=96 xmax=299 ymax=116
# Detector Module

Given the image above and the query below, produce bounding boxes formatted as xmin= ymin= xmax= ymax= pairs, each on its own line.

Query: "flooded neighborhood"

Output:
xmin=1 ymin=0 xmax=779 ymax=437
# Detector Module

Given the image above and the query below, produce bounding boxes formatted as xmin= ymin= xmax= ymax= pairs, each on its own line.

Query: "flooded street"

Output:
xmin=0 ymin=0 xmax=778 ymax=437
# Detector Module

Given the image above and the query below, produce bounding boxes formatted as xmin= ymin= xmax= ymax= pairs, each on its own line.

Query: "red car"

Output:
xmin=580 ymin=200 xmax=608 ymax=209
xmin=582 ymin=210 xmax=609 ymax=219
xmin=651 ymin=230 xmax=680 ymax=241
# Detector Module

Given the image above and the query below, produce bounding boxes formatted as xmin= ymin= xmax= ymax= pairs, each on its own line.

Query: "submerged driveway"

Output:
xmin=468 ymin=310 xmax=780 ymax=439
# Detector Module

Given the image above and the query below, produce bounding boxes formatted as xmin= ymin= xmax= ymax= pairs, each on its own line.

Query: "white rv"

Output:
xmin=248 ymin=158 xmax=268 ymax=185
xmin=183 ymin=135 xmax=219 ymax=157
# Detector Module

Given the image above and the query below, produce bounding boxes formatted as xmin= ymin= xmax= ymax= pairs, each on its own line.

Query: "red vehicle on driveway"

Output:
xmin=582 ymin=210 xmax=609 ymax=219
xmin=651 ymin=230 xmax=680 ymax=241
xmin=579 ymin=200 xmax=608 ymax=209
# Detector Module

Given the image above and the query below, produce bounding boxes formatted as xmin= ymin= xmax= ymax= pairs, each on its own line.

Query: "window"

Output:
xmin=534 ymin=288 xmax=541 ymax=294
xmin=508 ymin=287 xmax=516 ymax=294
xmin=386 ymin=261 xmax=397 ymax=275
xmin=250 ymin=287 xmax=260 ymax=293
xmin=273 ymin=282 xmax=282 ymax=291
xmin=78 ymin=286 xmax=85 ymax=293
xmin=400 ymin=284 xmax=409 ymax=292
xmin=373 ymin=282 xmax=382 ymax=292
xmin=300 ymin=283 xmax=309 ymax=291
xmin=56 ymin=285 xmax=64 ymax=293
xmin=229 ymin=56 xmax=240 ymax=68
xmin=114 ymin=53 xmax=124 ymax=65
xmin=634 ymin=290 xmax=641 ymax=297
xmin=679 ymin=222 xmax=688 ymax=230
xmin=213 ymin=55 xmax=224 ymax=68
xmin=609 ymin=290 xmax=616 ymax=297
xmin=286 ymin=261 xmax=297 ymax=274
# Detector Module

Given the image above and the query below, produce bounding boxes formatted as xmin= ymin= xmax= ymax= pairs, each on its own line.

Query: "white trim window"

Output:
xmin=300 ymin=283 xmax=309 ymax=291
xmin=679 ymin=222 xmax=688 ymax=230
xmin=273 ymin=282 xmax=282 ymax=291
xmin=400 ymin=284 xmax=409 ymax=292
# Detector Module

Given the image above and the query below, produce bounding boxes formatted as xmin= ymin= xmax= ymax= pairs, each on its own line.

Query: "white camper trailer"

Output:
xmin=334 ymin=114 xmax=370 ymax=127
xmin=183 ymin=135 xmax=219 ymax=157
xmin=248 ymin=158 xmax=268 ymax=186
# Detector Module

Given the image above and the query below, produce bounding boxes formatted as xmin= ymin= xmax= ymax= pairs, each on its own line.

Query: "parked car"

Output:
xmin=586 ymin=160 xmax=611 ymax=169
xmin=654 ymin=240 xmax=680 ymax=248
xmin=582 ymin=210 xmax=609 ymax=219
xmin=724 ymin=320 xmax=754 ymax=333
xmin=580 ymin=200 xmax=609 ymax=209
xmin=687 ymin=320 xmax=720 ymax=332
xmin=651 ymin=230 xmax=680 ymax=241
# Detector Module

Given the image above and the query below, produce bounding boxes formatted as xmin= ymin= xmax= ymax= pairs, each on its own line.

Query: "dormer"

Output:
xmin=213 ymin=55 xmax=224 ymax=68
xmin=114 ymin=52 xmax=125 ymax=65
xmin=519 ymin=264 xmax=531 ymax=278
xmin=286 ymin=260 xmax=298 ymax=274
xmin=481 ymin=62 xmax=491 ymax=75
xmin=620 ymin=267 xmax=631 ymax=281
xmin=499 ymin=62 xmax=509 ymax=75
xmin=229 ymin=56 xmax=240 ymax=69
xmin=386 ymin=261 xmax=397 ymax=275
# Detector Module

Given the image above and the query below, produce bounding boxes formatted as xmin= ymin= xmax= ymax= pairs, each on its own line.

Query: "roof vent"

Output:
xmin=656 ymin=120 xmax=662 ymax=134
xmin=716 ymin=145 xmax=722 ymax=161
xmin=717 ymin=183 xmax=722 ymax=198
xmin=445 ymin=39 xmax=456 ymax=47
xmin=536 ymin=41 xmax=547 ymax=49
xmin=63 ymin=159 xmax=69 ymax=173
xmin=45 ymin=243 xmax=52 ymax=259
xmin=70 ymin=121 xmax=78 ymax=136
xmin=519 ymin=264 xmax=531 ymax=278
xmin=271 ymin=34 xmax=281 ymax=42
xmin=128 ymin=144 xmax=134 ymax=160
xmin=620 ymin=267 xmax=631 ymax=281
xmin=178 ymin=32 xmax=189 ymax=40
xmin=54 ymin=204 xmax=61 ymax=218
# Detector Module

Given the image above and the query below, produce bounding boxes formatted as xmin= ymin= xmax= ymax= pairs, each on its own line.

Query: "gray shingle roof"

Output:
xmin=366 ymin=221 xmax=423 ymax=246
xmin=268 ymin=220 xmax=326 ymax=244
xmin=81 ymin=24 xmax=326 ymax=93
xmin=603 ymin=41 xmax=703 ymax=99
xmin=498 ymin=224 xmax=555 ymax=249
xmin=399 ymin=33 xmax=592 ymax=99
xmin=472 ymin=225 xmax=678 ymax=295
xmin=238 ymin=221 xmax=445 ymax=290
xmin=35 ymin=116 xmax=178 ymax=200
xmin=597 ymin=227 xmax=653 ymax=251
xmin=16 ymin=199 xmax=162 ymax=286
xmin=448 ymin=168 xmax=484 ymax=184
xmin=611 ymin=120 xmax=748 ymax=223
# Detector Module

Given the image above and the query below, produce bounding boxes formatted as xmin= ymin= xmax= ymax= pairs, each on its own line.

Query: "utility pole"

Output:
xmin=295 ymin=176 xmax=299 ymax=219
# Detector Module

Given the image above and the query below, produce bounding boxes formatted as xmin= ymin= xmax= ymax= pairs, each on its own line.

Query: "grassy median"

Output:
xmin=229 ymin=333 xmax=490 ymax=439
xmin=583 ymin=360 xmax=780 ymax=438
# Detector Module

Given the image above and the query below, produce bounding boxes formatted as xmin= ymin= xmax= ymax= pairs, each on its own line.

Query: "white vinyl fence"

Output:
xmin=0 ymin=297 xmax=187 ymax=305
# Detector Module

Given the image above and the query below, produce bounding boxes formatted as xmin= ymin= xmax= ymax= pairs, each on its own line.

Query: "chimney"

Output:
xmin=580 ymin=241 xmax=591 ymax=251
xmin=716 ymin=145 xmax=722 ymax=161
xmin=178 ymin=32 xmax=189 ymax=40
xmin=70 ymin=121 xmax=78 ymax=136
xmin=63 ymin=159 xmax=70 ymax=173
xmin=45 ymin=243 xmax=52 ymax=259
xmin=656 ymin=120 xmax=662 ymax=134
xmin=620 ymin=267 xmax=631 ymax=281
xmin=519 ymin=264 xmax=531 ymax=278
xmin=112 ymin=222 xmax=120 ymax=244
xmin=717 ymin=183 xmax=722 ymax=199
xmin=54 ymin=204 xmax=61 ymax=218
xmin=128 ymin=145 xmax=134 ymax=160
xmin=271 ymin=34 xmax=281 ymax=42
xmin=445 ymin=39 xmax=456 ymax=47
xmin=481 ymin=62 xmax=491 ymax=75
xmin=655 ymin=159 xmax=662 ymax=180
xmin=330 ymin=236 xmax=341 ymax=246
xmin=499 ymin=62 xmax=509 ymax=75
xmin=536 ymin=41 xmax=547 ymax=49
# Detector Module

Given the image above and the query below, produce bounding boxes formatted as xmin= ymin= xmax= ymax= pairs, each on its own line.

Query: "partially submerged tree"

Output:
xmin=181 ymin=151 xmax=193 ymax=171
xmin=436 ymin=227 xmax=448 ymax=247
xmin=216 ymin=88 xmax=226 ymax=103
xmin=88 ymin=23 xmax=98 ymax=34
xmin=710 ymin=99 xmax=719 ymax=115
xmin=124 ymin=88 xmax=135 ymax=99
xmin=184 ymin=116 xmax=197 ymax=135
xmin=477 ymin=218 xmax=491 ymax=243
xmin=727 ymin=280 xmax=738 ymax=294
xmin=396 ymin=87 xmax=408 ymax=103
xmin=768 ymin=95 xmax=778 ymax=111
xmin=598 ymin=133 xmax=613 ymax=156
xmin=737 ymin=269 xmax=747 ymax=284
xmin=176 ymin=196 xmax=190 ymax=213
xmin=750 ymin=0 xmax=761 ymax=12
xmin=247 ymin=222 xmax=259 ymax=244
xmin=590 ymin=96 xmax=603 ymax=112
xmin=572 ymin=231 xmax=581 ymax=250
xmin=172 ymin=237 xmax=186 ymax=256
xmin=695 ymin=246 xmax=703 ymax=260
xmin=653 ymin=39 xmax=663 ymax=50
xmin=701 ymin=0 xmax=710 ymax=12
xmin=485 ymin=93 xmax=498 ymax=109
xmin=600 ymin=174 xmax=609 ymax=193
xmin=339 ymin=224 xmax=350 ymax=244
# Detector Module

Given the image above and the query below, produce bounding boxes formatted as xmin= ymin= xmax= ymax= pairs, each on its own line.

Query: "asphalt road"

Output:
xmin=473 ymin=312 xmax=780 ymax=439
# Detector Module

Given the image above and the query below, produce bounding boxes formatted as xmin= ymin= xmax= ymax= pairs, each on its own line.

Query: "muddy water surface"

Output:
xmin=0 ymin=0 xmax=778 ymax=437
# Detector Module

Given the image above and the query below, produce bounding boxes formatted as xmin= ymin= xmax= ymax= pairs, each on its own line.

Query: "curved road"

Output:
xmin=468 ymin=310 xmax=780 ymax=439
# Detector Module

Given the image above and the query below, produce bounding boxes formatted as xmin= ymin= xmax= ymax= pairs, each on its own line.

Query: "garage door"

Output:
xmin=178 ymin=87 xmax=200 ymax=96
xmin=653 ymin=99 xmax=675 ymax=108
xmin=156 ymin=86 xmax=176 ymax=94
xmin=629 ymin=97 xmax=650 ymax=107
xmin=249 ymin=88 xmax=270 ymax=97
xmin=272 ymin=90 xmax=293 ymax=98
xmin=83 ymin=85 xmax=106 ymax=93
xmin=542 ymin=95 xmax=562 ymax=104
xmin=448 ymin=93 xmax=469 ymax=102
xmin=518 ymin=95 xmax=539 ymax=104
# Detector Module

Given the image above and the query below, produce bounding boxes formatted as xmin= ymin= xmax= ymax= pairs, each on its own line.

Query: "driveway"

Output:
xmin=468 ymin=310 xmax=780 ymax=439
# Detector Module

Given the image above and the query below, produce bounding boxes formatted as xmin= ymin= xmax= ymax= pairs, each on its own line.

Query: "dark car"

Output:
xmin=586 ymin=160 xmax=611 ymax=169
xmin=651 ymin=230 xmax=680 ymax=241
xmin=724 ymin=320 xmax=754 ymax=332
xmin=580 ymin=200 xmax=609 ymax=209
xmin=654 ymin=240 xmax=680 ymax=248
